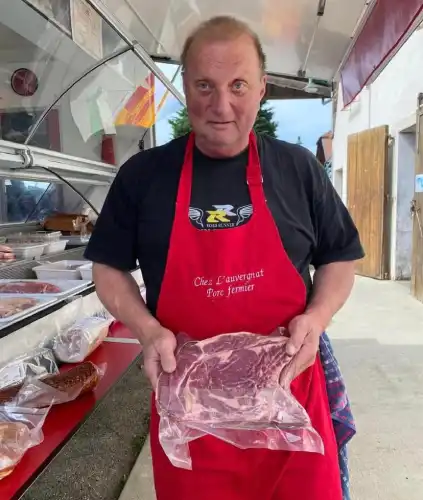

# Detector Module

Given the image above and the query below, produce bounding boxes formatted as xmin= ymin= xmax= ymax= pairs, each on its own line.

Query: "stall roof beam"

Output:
xmin=84 ymin=0 xmax=185 ymax=106
xmin=0 ymin=140 xmax=116 ymax=185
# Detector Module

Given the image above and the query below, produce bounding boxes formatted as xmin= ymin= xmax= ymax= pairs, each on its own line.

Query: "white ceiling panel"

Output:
xmin=94 ymin=0 xmax=369 ymax=81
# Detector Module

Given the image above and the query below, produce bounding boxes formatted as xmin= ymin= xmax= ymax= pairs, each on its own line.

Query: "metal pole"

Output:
xmin=25 ymin=45 xmax=132 ymax=145
xmin=84 ymin=0 xmax=185 ymax=105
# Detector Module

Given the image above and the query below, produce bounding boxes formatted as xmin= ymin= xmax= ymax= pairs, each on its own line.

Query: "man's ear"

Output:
xmin=260 ymin=74 xmax=267 ymax=100
xmin=182 ymin=72 xmax=188 ymax=97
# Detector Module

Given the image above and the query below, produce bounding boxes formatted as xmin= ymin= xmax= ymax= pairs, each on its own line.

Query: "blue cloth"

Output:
xmin=319 ymin=332 xmax=356 ymax=500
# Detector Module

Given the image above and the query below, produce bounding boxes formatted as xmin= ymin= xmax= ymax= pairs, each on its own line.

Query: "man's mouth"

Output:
xmin=209 ymin=121 xmax=232 ymax=127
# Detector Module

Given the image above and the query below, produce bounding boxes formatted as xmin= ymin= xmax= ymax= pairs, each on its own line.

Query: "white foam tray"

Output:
xmin=78 ymin=262 xmax=92 ymax=281
xmin=0 ymin=279 xmax=92 ymax=299
xmin=33 ymin=261 xmax=88 ymax=281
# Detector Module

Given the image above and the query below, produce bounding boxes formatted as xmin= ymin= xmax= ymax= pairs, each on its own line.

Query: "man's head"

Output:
xmin=181 ymin=16 xmax=267 ymax=158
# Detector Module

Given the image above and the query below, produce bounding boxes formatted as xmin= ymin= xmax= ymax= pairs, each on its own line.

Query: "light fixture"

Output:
xmin=304 ymin=79 xmax=319 ymax=94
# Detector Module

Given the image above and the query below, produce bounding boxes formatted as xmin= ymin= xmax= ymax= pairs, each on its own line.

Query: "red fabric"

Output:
xmin=150 ymin=132 xmax=342 ymax=500
xmin=341 ymin=0 xmax=423 ymax=107
xmin=101 ymin=134 xmax=116 ymax=165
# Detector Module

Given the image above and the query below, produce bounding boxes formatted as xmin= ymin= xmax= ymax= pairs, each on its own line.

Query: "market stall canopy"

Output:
xmin=88 ymin=0 xmax=423 ymax=104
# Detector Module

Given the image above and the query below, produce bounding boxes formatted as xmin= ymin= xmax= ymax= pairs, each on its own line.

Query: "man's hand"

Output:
xmin=286 ymin=313 xmax=325 ymax=379
xmin=0 ymin=245 xmax=15 ymax=262
xmin=141 ymin=320 xmax=177 ymax=389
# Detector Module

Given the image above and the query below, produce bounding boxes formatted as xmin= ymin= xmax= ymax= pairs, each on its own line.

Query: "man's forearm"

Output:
xmin=305 ymin=261 xmax=356 ymax=331
xmin=93 ymin=263 xmax=158 ymax=341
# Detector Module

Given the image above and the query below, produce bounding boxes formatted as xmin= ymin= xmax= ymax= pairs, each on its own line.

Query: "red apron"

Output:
xmin=150 ymin=132 xmax=342 ymax=500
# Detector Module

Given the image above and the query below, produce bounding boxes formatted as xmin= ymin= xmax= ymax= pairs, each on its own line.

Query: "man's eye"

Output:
xmin=197 ymin=82 xmax=210 ymax=91
xmin=233 ymin=81 xmax=247 ymax=92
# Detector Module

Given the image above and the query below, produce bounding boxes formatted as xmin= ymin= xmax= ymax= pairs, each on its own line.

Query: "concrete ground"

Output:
xmin=119 ymin=276 xmax=423 ymax=500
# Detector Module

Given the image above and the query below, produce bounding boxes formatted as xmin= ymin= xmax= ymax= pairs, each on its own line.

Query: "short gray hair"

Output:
xmin=181 ymin=16 xmax=266 ymax=74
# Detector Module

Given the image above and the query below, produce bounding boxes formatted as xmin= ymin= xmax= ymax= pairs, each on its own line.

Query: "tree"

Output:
xmin=168 ymin=107 xmax=191 ymax=139
xmin=169 ymin=100 xmax=278 ymax=140
xmin=253 ymin=101 xmax=278 ymax=138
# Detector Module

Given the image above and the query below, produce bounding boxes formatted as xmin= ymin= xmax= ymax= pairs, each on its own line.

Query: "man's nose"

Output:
xmin=210 ymin=89 xmax=232 ymax=117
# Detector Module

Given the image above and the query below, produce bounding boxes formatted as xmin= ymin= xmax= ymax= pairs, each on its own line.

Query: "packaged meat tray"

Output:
xmin=0 ymin=280 xmax=91 ymax=299
xmin=0 ymin=297 xmax=57 ymax=325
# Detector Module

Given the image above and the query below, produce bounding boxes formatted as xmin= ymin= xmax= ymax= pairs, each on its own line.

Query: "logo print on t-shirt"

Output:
xmin=189 ymin=204 xmax=253 ymax=229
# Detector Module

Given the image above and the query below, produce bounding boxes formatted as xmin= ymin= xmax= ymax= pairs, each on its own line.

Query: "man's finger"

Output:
xmin=160 ymin=349 xmax=176 ymax=373
xmin=293 ymin=346 xmax=317 ymax=378
xmin=158 ymin=343 xmax=177 ymax=373
xmin=144 ymin=358 xmax=159 ymax=388
xmin=286 ymin=328 xmax=307 ymax=357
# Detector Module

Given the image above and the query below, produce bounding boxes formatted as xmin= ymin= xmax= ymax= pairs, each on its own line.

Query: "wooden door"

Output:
xmin=347 ymin=125 xmax=390 ymax=279
xmin=411 ymin=95 xmax=423 ymax=301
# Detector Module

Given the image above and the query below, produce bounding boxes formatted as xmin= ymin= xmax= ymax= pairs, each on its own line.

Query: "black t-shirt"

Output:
xmin=85 ymin=134 xmax=364 ymax=315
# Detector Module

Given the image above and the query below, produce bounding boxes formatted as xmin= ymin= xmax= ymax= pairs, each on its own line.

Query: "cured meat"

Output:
xmin=156 ymin=331 xmax=324 ymax=469
xmin=0 ymin=298 xmax=38 ymax=318
xmin=0 ymin=281 xmax=61 ymax=294
xmin=0 ymin=361 xmax=101 ymax=407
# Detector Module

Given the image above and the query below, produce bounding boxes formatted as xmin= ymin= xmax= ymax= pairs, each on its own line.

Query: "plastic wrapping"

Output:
xmin=0 ymin=405 xmax=50 ymax=480
xmin=156 ymin=330 xmax=324 ymax=469
xmin=53 ymin=314 xmax=112 ymax=363
xmin=0 ymin=362 xmax=105 ymax=408
xmin=0 ymin=349 xmax=58 ymax=391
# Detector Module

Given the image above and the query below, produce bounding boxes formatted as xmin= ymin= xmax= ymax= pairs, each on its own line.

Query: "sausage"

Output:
xmin=0 ymin=362 xmax=101 ymax=406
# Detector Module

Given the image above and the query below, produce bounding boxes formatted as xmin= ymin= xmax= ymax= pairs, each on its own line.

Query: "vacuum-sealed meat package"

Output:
xmin=0 ymin=405 xmax=50 ymax=480
xmin=53 ymin=315 xmax=112 ymax=363
xmin=156 ymin=330 xmax=324 ymax=469
xmin=0 ymin=362 xmax=104 ymax=408
xmin=0 ymin=348 xmax=58 ymax=391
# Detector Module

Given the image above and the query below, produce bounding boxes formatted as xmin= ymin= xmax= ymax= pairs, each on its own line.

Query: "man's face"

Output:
xmin=183 ymin=34 xmax=266 ymax=156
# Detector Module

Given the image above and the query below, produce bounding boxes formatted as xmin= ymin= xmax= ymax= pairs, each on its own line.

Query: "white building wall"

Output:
xmin=332 ymin=27 xmax=423 ymax=279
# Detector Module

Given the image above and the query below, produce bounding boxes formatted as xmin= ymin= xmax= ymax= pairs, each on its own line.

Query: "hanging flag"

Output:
xmin=115 ymin=73 xmax=156 ymax=128
xmin=153 ymin=69 xmax=184 ymax=123
xmin=70 ymin=86 xmax=116 ymax=142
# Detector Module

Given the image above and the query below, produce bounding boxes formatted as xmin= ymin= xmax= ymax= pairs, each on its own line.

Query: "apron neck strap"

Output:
xmin=246 ymin=131 xmax=263 ymax=187
xmin=178 ymin=131 xmax=263 ymax=206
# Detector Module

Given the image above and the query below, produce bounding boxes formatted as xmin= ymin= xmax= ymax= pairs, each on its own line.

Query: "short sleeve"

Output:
xmin=84 ymin=160 xmax=138 ymax=271
xmin=308 ymin=156 xmax=365 ymax=268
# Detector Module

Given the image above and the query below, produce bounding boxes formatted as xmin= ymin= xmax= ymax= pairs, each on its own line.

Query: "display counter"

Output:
xmin=0 ymin=247 xmax=144 ymax=500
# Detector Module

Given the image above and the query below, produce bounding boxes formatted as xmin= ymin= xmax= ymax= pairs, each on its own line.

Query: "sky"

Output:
xmin=154 ymin=64 xmax=332 ymax=154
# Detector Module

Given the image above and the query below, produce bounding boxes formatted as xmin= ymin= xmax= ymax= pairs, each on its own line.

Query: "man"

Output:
xmin=86 ymin=16 xmax=364 ymax=500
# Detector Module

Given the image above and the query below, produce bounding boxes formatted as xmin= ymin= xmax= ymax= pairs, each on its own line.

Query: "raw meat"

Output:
xmin=156 ymin=331 xmax=324 ymax=469
xmin=54 ymin=316 xmax=111 ymax=363
xmin=0 ymin=281 xmax=61 ymax=294
xmin=0 ymin=422 xmax=32 ymax=480
xmin=0 ymin=298 xmax=38 ymax=318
